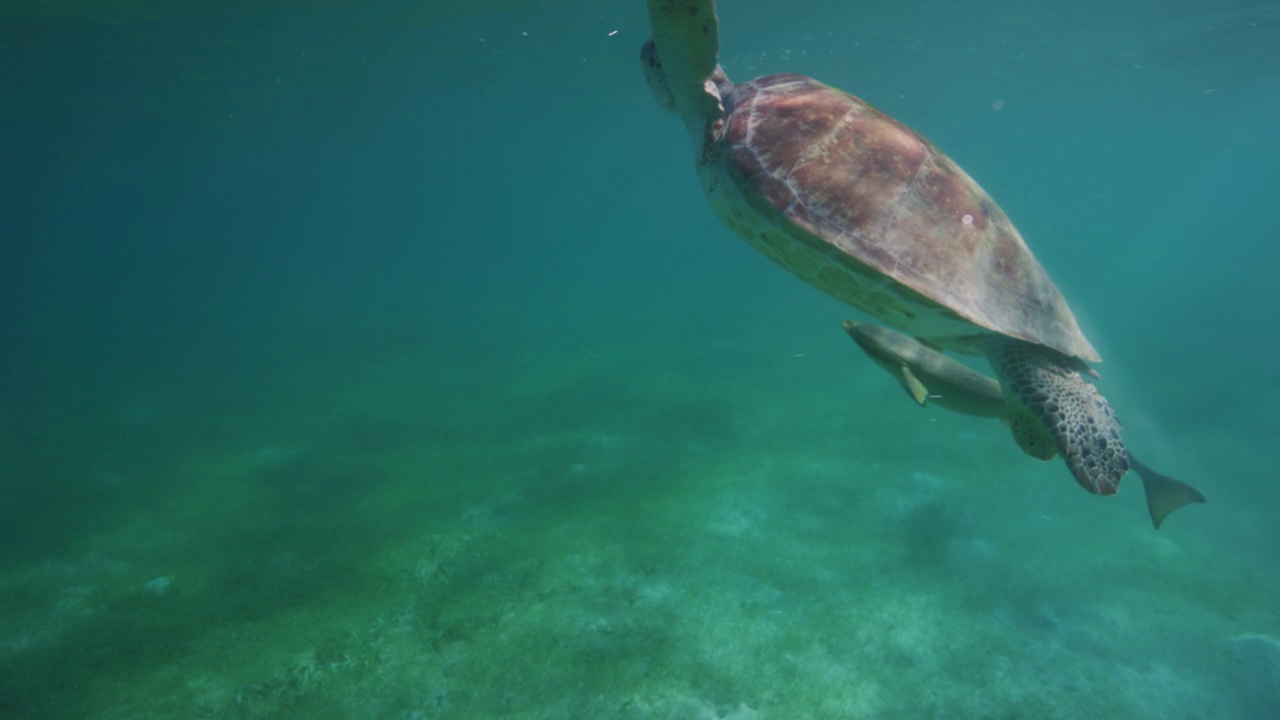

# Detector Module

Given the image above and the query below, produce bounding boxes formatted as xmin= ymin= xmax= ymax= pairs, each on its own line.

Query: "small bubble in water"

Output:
xmin=962 ymin=214 xmax=974 ymax=226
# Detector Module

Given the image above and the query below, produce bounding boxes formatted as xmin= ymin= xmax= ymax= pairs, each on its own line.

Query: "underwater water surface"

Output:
xmin=2 ymin=1 xmax=1279 ymax=718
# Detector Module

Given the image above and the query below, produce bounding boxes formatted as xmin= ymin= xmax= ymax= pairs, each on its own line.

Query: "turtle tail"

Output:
xmin=986 ymin=339 xmax=1129 ymax=495
xmin=1129 ymin=455 xmax=1206 ymax=529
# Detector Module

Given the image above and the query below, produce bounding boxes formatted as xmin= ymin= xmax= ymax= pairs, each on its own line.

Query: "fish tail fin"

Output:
xmin=1130 ymin=455 xmax=1206 ymax=529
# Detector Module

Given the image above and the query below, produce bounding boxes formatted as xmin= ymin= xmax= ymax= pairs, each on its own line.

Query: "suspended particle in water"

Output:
xmin=962 ymin=214 xmax=974 ymax=226
xmin=992 ymin=99 xmax=1006 ymax=110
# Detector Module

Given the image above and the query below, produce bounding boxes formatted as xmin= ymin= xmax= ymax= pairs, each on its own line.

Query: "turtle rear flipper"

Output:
xmin=1129 ymin=455 xmax=1206 ymax=529
xmin=988 ymin=340 xmax=1128 ymax=495
xmin=1008 ymin=403 xmax=1058 ymax=461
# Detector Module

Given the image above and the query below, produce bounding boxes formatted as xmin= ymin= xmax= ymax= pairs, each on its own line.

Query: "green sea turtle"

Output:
xmin=841 ymin=320 xmax=1206 ymax=528
xmin=643 ymin=0 xmax=1130 ymax=497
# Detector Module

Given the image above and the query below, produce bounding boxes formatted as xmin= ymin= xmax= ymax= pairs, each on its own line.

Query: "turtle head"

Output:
xmin=641 ymin=39 xmax=679 ymax=115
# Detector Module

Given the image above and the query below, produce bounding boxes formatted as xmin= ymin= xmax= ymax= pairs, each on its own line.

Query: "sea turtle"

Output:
xmin=840 ymin=320 xmax=1206 ymax=528
xmin=643 ymin=0 xmax=1130 ymax=498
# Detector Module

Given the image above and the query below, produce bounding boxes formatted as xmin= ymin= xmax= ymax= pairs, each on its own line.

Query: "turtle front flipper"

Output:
xmin=643 ymin=0 xmax=725 ymax=132
xmin=987 ymin=340 xmax=1129 ymax=494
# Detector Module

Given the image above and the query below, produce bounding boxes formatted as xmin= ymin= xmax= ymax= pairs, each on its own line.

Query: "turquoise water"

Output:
xmin=2 ymin=1 xmax=1278 ymax=717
